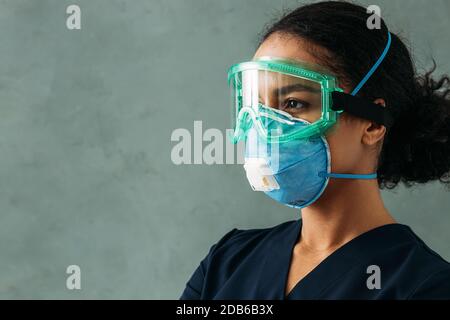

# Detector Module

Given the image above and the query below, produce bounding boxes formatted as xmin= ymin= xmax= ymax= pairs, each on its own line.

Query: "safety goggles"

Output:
xmin=227 ymin=36 xmax=394 ymax=144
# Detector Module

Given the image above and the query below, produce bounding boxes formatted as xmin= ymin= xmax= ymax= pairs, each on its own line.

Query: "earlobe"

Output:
xmin=362 ymin=123 xmax=386 ymax=146
xmin=360 ymin=98 xmax=387 ymax=145
xmin=362 ymin=98 xmax=387 ymax=146
xmin=362 ymin=122 xmax=386 ymax=145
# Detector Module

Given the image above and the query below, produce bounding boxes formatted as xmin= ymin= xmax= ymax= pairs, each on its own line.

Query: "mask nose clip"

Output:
xmin=244 ymin=158 xmax=280 ymax=192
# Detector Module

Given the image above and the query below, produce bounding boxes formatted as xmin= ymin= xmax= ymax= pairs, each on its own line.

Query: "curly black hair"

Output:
xmin=261 ymin=1 xmax=450 ymax=189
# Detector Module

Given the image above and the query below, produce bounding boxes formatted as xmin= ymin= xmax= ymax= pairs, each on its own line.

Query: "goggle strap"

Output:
xmin=331 ymin=91 xmax=394 ymax=129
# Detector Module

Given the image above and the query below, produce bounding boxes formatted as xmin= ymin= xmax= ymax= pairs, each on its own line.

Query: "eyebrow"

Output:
xmin=273 ymin=83 xmax=321 ymax=96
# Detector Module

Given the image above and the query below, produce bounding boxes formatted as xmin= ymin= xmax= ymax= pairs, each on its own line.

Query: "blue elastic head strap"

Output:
xmin=325 ymin=31 xmax=392 ymax=180
xmin=351 ymin=32 xmax=392 ymax=96
xmin=320 ymin=172 xmax=378 ymax=180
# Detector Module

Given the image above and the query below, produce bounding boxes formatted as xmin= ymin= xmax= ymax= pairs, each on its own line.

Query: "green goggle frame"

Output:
xmin=227 ymin=57 xmax=344 ymax=143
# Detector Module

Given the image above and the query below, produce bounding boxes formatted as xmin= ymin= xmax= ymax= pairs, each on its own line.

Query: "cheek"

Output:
xmin=325 ymin=117 xmax=362 ymax=172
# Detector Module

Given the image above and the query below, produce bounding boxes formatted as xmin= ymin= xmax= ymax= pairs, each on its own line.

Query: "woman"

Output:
xmin=181 ymin=1 xmax=450 ymax=299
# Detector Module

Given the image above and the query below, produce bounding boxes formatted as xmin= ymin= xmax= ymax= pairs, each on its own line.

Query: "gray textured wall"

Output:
xmin=0 ymin=0 xmax=448 ymax=299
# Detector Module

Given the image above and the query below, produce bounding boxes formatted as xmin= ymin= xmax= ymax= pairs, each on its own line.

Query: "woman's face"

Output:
xmin=254 ymin=32 xmax=383 ymax=175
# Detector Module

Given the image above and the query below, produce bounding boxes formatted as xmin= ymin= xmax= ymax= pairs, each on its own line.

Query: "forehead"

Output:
xmin=254 ymin=32 xmax=332 ymax=74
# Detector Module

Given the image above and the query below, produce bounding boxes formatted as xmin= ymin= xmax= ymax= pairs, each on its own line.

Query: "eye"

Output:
xmin=283 ymin=99 xmax=309 ymax=110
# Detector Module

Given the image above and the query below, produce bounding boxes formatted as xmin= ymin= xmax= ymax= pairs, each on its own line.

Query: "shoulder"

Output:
xmin=404 ymin=228 xmax=450 ymax=299
xmin=209 ymin=219 xmax=299 ymax=258
xmin=408 ymin=266 xmax=450 ymax=299
xmin=407 ymin=227 xmax=450 ymax=270
xmin=203 ymin=219 xmax=299 ymax=277
xmin=179 ymin=219 xmax=299 ymax=299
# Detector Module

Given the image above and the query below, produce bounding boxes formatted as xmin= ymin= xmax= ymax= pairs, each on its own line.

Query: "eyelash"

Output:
xmin=283 ymin=98 xmax=309 ymax=110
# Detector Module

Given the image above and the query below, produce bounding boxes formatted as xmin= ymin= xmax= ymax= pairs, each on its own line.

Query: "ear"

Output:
xmin=361 ymin=98 xmax=387 ymax=146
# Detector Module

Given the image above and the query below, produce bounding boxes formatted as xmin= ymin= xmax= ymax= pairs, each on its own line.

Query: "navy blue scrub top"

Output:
xmin=180 ymin=220 xmax=450 ymax=300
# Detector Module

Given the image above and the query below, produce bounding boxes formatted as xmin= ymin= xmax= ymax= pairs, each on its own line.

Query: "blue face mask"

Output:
xmin=244 ymin=115 xmax=377 ymax=209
